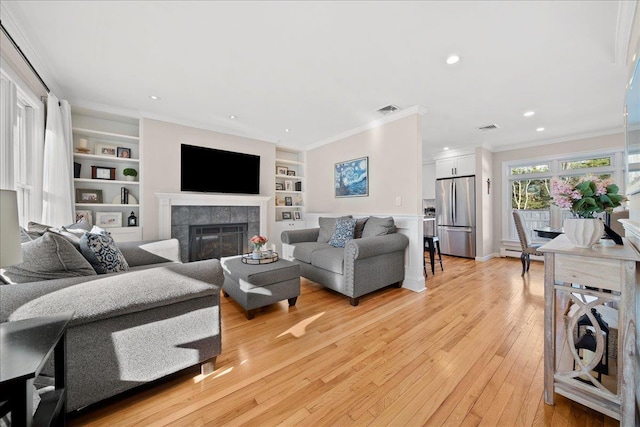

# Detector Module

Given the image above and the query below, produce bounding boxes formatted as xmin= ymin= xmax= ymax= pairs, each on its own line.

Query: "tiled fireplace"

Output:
xmin=156 ymin=193 xmax=271 ymax=263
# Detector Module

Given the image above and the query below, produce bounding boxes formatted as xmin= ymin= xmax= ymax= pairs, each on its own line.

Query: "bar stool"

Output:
xmin=424 ymin=235 xmax=443 ymax=275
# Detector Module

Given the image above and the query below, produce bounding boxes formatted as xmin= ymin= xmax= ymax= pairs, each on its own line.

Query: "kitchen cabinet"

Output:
xmin=422 ymin=163 xmax=436 ymax=199
xmin=435 ymin=154 xmax=475 ymax=178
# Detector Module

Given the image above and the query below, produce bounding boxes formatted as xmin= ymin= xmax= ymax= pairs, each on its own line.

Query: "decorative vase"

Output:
xmin=252 ymin=249 xmax=261 ymax=260
xmin=563 ymin=218 xmax=604 ymax=248
xmin=124 ymin=176 xmax=135 ymax=182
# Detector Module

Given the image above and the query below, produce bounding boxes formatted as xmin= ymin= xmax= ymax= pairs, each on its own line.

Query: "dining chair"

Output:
xmin=513 ymin=210 xmax=543 ymax=276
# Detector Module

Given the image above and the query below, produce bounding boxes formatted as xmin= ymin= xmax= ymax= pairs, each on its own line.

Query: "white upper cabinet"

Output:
xmin=435 ymin=154 xmax=475 ymax=178
xmin=422 ymin=163 xmax=436 ymax=199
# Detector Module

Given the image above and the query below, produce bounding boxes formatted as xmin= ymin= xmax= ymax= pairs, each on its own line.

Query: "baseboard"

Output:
xmin=499 ymin=247 xmax=544 ymax=262
xmin=475 ymin=253 xmax=498 ymax=262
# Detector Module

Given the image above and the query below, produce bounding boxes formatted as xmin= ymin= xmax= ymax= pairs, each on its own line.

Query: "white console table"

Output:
xmin=539 ymin=235 xmax=638 ymax=425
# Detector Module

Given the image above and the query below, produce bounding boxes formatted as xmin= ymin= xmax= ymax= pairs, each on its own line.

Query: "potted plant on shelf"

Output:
xmin=123 ymin=168 xmax=138 ymax=182
xmin=551 ymin=176 xmax=626 ymax=248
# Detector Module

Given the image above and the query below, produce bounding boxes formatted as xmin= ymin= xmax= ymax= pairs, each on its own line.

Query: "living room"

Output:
xmin=1 ymin=1 xmax=640 ymax=426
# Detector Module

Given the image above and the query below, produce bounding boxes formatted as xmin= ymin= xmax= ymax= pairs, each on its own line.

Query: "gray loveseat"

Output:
xmin=0 ymin=237 xmax=223 ymax=412
xmin=281 ymin=216 xmax=409 ymax=306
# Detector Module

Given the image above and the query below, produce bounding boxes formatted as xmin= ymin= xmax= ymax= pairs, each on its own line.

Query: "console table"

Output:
xmin=539 ymin=236 xmax=638 ymax=425
xmin=0 ymin=312 xmax=73 ymax=427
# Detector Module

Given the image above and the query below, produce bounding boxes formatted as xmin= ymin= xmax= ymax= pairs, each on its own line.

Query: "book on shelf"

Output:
xmin=121 ymin=187 xmax=129 ymax=204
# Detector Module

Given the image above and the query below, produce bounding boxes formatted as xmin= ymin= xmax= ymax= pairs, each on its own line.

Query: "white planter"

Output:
xmin=124 ymin=176 xmax=136 ymax=182
xmin=563 ymin=218 xmax=604 ymax=248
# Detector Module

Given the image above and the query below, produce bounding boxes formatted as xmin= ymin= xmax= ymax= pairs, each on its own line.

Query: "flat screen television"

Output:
xmin=181 ymin=144 xmax=260 ymax=194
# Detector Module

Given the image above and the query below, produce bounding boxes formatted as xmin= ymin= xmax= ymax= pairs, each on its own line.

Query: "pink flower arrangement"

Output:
xmin=550 ymin=175 xmax=625 ymax=218
xmin=250 ymin=235 xmax=268 ymax=250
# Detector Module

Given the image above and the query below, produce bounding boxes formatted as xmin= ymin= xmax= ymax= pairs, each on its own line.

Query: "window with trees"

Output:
xmin=505 ymin=151 xmax=623 ymax=244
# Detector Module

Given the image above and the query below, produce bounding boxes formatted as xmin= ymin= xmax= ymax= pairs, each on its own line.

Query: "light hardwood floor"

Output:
xmin=68 ymin=255 xmax=619 ymax=426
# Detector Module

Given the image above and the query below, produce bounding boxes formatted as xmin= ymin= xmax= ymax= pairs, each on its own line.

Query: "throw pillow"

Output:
xmin=1 ymin=232 xmax=97 ymax=283
xmin=317 ymin=215 xmax=352 ymax=243
xmin=328 ymin=218 xmax=357 ymax=248
xmin=353 ymin=217 xmax=369 ymax=239
xmin=361 ymin=216 xmax=395 ymax=238
xmin=80 ymin=231 xmax=129 ymax=274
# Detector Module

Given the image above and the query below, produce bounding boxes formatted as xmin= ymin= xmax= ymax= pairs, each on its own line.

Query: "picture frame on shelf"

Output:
xmin=275 ymin=182 xmax=284 ymax=190
xmin=75 ymin=210 xmax=92 ymax=226
xmin=286 ymin=170 xmax=296 ymax=176
xmin=76 ymin=188 xmax=103 ymax=204
xmin=285 ymin=180 xmax=293 ymax=191
xmin=276 ymin=197 xmax=284 ymax=206
xmin=95 ymin=143 xmax=118 ymax=157
xmin=276 ymin=166 xmax=288 ymax=175
xmin=91 ymin=166 xmax=116 ymax=180
xmin=294 ymin=211 xmax=302 ymax=221
xmin=95 ymin=211 xmax=122 ymax=228
xmin=117 ymin=147 xmax=131 ymax=158
xmin=285 ymin=196 xmax=293 ymax=206
xmin=282 ymin=212 xmax=292 ymax=220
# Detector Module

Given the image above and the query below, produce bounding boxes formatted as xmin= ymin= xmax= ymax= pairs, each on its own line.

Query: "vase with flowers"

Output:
xmin=249 ymin=235 xmax=268 ymax=259
xmin=551 ymin=176 xmax=626 ymax=248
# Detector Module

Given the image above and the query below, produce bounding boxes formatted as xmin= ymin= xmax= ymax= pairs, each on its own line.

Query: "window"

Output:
xmin=0 ymin=68 xmax=44 ymax=226
xmin=505 ymin=152 xmax=623 ymax=244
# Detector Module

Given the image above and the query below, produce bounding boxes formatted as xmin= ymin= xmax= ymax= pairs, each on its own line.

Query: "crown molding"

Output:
xmin=614 ymin=0 xmax=638 ymax=65
xmin=487 ymin=127 xmax=624 ymax=153
xmin=305 ymin=105 xmax=427 ymax=151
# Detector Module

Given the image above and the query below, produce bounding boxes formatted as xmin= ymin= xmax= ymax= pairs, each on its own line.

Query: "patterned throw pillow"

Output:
xmin=328 ymin=218 xmax=357 ymax=248
xmin=79 ymin=230 xmax=129 ymax=274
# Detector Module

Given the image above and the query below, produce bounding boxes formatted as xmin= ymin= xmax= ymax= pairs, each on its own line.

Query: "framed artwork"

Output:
xmin=91 ymin=166 xmax=116 ymax=180
xmin=282 ymin=211 xmax=292 ymax=220
xmin=275 ymin=182 xmax=284 ymax=190
xmin=76 ymin=188 xmax=103 ymax=204
xmin=294 ymin=211 xmax=302 ymax=220
xmin=285 ymin=180 xmax=293 ymax=191
xmin=75 ymin=210 xmax=92 ymax=226
xmin=335 ymin=156 xmax=368 ymax=197
xmin=285 ymin=196 xmax=293 ymax=206
xmin=96 ymin=211 xmax=122 ymax=228
xmin=95 ymin=143 xmax=118 ymax=157
xmin=286 ymin=170 xmax=296 ymax=176
xmin=117 ymin=147 xmax=131 ymax=158
xmin=276 ymin=166 xmax=288 ymax=175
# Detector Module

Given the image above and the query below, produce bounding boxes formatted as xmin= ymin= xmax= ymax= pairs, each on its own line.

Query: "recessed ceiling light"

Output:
xmin=446 ymin=55 xmax=460 ymax=65
xmin=536 ymin=127 xmax=545 ymax=132
xmin=149 ymin=95 xmax=161 ymax=100
xmin=443 ymin=147 xmax=450 ymax=150
xmin=523 ymin=111 xmax=535 ymax=117
xmin=284 ymin=129 xmax=290 ymax=132
xmin=229 ymin=115 xmax=236 ymax=119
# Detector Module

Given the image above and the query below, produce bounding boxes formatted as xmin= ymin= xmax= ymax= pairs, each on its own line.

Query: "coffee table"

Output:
xmin=221 ymin=255 xmax=300 ymax=319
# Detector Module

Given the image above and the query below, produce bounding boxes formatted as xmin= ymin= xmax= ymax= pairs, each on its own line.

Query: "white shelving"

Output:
xmin=274 ymin=149 xmax=306 ymax=253
xmin=71 ymin=107 xmax=142 ymax=242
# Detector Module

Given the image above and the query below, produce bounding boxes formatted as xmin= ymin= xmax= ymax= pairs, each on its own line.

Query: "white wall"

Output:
xmin=306 ymin=114 xmax=422 ymax=216
xmin=476 ymin=147 xmax=494 ymax=260
xmin=140 ymin=118 xmax=275 ymax=240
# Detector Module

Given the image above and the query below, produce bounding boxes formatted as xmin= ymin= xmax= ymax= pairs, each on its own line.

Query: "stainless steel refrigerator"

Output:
xmin=435 ymin=176 xmax=476 ymax=258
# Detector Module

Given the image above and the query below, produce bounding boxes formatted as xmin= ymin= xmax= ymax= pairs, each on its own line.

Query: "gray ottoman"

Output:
xmin=221 ymin=256 xmax=301 ymax=319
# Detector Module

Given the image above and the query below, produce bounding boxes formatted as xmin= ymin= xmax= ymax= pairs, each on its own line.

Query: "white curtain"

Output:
xmin=0 ymin=76 xmax=17 ymax=190
xmin=42 ymin=94 xmax=74 ymax=226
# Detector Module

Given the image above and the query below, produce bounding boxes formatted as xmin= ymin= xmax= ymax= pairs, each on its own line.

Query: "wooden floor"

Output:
xmin=68 ymin=256 xmax=619 ymax=426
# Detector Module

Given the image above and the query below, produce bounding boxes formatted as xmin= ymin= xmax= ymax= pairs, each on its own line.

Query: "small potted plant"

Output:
xmin=123 ymin=168 xmax=138 ymax=182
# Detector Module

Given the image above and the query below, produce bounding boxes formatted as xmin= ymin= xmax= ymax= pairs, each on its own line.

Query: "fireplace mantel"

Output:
xmin=156 ymin=192 xmax=271 ymax=240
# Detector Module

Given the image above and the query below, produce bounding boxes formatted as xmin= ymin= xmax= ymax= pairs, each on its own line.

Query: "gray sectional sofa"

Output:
xmin=0 ymin=237 xmax=224 ymax=412
xmin=281 ymin=216 xmax=409 ymax=306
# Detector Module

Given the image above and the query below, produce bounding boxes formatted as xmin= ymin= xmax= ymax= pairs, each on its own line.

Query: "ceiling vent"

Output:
xmin=477 ymin=124 xmax=500 ymax=131
xmin=377 ymin=104 xmax=400 ymax=115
